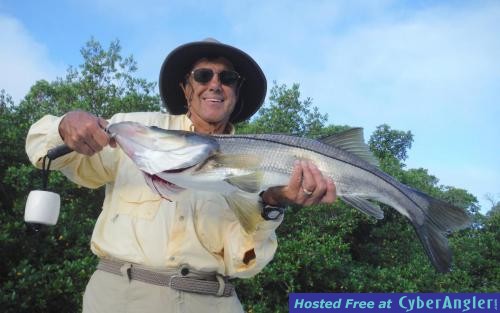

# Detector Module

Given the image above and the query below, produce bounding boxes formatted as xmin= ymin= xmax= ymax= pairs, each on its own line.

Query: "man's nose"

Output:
xmin=207 ymin=73 xmax=222 ymax=90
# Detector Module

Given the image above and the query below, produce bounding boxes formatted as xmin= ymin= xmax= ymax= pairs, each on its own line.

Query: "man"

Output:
xmin=26 ymin=38 xmax=336 ymax=312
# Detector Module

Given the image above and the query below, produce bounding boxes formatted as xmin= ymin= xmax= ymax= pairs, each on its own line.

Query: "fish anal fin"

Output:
xmin=318 ymin=128 xmax=379 ymax=167
xmin=225 ymin=171 xmax=264 ymax=193
xmin=342 ymin=195 xmax=384 ymax=219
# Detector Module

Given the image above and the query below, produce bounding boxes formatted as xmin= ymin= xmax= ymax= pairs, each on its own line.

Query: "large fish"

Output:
xmin=107 ymin=121 xmax=471 ymax=272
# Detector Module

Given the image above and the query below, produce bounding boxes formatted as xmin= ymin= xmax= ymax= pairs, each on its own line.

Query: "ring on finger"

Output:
xmin=302 ymin=187 xmax=313 ymax=196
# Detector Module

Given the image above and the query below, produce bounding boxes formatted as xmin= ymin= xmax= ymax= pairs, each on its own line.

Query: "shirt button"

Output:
xmin=179 ymin=216 xmax=185 ymax=221
xmin=169 ymin=256 xmax=175 ymax=261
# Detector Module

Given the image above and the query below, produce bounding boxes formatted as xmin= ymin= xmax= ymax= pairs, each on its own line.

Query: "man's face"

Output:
xmin=182 ymin=57 xmax=239 ymax=125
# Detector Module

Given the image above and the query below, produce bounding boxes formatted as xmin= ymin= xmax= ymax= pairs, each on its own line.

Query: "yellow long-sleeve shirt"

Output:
xmin=25 ymin=112 xmax=282 ymax=278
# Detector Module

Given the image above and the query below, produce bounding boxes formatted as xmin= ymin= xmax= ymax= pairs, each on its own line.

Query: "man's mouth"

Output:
xmin=203 ymin=97 xmax=224 ymax=103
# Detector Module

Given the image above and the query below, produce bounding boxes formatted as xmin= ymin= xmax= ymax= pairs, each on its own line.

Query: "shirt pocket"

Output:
xmin=113 ymin=158 xmax=161 ymax=220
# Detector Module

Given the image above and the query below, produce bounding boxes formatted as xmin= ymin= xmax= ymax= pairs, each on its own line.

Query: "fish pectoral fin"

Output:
xmin=318 ymin=128 xmax=379 ymax=167
xmin=341 ymin=196 xmax=384 ymax=219
xmin=212 ymin=154 xmax=262 ymax=169
xmin=224 ymin=192 xmax=264 ymax=233
xmin=225 ymin=171 xmax=264 ymax=193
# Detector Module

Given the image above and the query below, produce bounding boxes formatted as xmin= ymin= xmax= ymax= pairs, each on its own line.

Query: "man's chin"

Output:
xmin=201 ymin=112 xmax=230 ymax=124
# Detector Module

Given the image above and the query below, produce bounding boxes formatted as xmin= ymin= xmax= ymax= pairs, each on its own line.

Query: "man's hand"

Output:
xmin=260 ymin=160 xmax=337 ymax=207
xmin=58 ymin=111 xmax=115 ymax=156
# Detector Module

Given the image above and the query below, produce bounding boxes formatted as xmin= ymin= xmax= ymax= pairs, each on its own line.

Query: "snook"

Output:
xmin=108 ymin=121 xmax=471 ymax=272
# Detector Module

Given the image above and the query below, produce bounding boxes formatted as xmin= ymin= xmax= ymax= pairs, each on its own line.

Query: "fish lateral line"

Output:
xmin=213 ymin=134 xmax=420 ymax=210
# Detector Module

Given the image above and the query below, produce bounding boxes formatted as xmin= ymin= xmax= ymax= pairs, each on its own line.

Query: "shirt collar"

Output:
xmin=182 ymin=114 xmax=235 ymax=134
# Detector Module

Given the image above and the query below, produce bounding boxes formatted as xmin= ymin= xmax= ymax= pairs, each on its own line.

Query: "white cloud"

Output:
xmin=313 ymin=3 xmax=500 ymax=212
xmin=307 ymin=2 xmax=500 ymax=126
xmin=218 ymin=1 xmax=500 ymax=212
xmin=2 ymin=1 xmax=497 ymax=211
xmin=0 ymin=15 xmax=63 ymax=102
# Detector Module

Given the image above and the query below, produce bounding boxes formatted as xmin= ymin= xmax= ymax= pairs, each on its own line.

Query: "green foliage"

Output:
xmin=236 ymin=204 xmax=356 ymax=312
xmin=237 ymin=82 xmax=336 ymax=138
xmin=369 ymin=124 xmax=413 ymax=163
xmin=0 ymin=39 xmax=159 ymax=313
xmin=235 ymin=83 xmax=497 ymax=312
xmin=485 ymin=194 xmax=500 ymax=217
xmin=17 ymin=38 xmax=160 ymax=122
xmin=2 ymin=42 xmax=497 ymax=313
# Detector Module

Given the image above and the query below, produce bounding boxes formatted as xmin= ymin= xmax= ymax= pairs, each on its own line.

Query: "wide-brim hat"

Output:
xmin=159 ymin=38 xmax=267 ymax=123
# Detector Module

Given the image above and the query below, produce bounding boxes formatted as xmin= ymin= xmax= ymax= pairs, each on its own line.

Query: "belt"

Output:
xmin=97 ymin=259 xmax=234 ymax=297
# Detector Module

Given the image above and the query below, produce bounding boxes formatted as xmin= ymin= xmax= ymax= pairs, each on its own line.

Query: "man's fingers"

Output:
xmin=91 ymin=128 xmax=110 ymax=150
xmin=288 ymin=160 xmax=303 ymax=195
xmin=97 ymin=117 xmax=109 ymax=129
xmin=301 ymin=162 xmax=337 ymax=206
xmin=75 ymin=142 xmax=97 ymax=156
xmin=300 ymin=160 xmax=316 ymax=196
xmin=309 ymin=163 xmax=326 ymax=198
xmin=59 ymin=111 xmax=112 ymax=155
xmin=263 ymin=160 xmax=337 ymax=207
xmin=83 ymin=128 xmax=107 ymax=153
xmin=321 ymin=178 xmax=337 ymax=204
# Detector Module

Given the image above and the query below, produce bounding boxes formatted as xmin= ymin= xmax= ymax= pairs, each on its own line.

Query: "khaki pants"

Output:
xmin=83 ymin=270 xmax=244 ymax=313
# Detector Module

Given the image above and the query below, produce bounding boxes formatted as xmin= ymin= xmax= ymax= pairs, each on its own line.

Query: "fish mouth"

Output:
xmin=142 ymin=164 xmax=198 ymax=198
xmin=162 ymin=164 xmax=196 ymax=173
xmin=144 ymin=173 xmax=184 ymax=196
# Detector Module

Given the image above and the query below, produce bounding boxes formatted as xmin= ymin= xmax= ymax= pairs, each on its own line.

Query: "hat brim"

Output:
xmin=159 ymin=40 xmax=267 ymax=123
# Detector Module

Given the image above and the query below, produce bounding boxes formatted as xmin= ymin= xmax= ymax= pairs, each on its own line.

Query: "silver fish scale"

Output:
xmin=213 ymin=134 xmax=412 ymax=211
xmin=108 ymin=121 xmax=470 ymax=272
xmin=215 ymin=133 xmax=375 ymax=170
xmin=213 ymin=133 xmax=397 ymax=184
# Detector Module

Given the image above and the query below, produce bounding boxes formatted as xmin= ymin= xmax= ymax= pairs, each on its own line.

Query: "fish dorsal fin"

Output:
xmin=318 ymin=128 xmax=379 ymax=167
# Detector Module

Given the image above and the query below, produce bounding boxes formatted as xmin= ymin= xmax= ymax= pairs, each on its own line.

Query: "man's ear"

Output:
xmin=180 ymin=82 xmax=192 ymax=103
xmin=235 ymin=80 xmax=243 ymax=99
xmin=179 ymin=82 xmax=187 ymax=100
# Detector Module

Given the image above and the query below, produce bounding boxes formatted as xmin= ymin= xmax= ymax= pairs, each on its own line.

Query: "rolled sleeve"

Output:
xmin=224 ymin=213 xmax=283 ymax=278
xmin=25 ymin=114 xmax=116 ymax=189
xmin=26 ymin=115 xmax=66 ymax=168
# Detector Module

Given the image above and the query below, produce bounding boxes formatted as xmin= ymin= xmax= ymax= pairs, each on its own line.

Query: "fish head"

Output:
xmin=107 ymin=121 xmax=219 ymax=174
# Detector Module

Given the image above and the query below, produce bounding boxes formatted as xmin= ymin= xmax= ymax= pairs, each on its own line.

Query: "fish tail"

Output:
xmin=408 ymin=187 xmax=471 ymax=272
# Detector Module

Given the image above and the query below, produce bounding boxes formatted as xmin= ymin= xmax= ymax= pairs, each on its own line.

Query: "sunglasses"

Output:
xmin=190 ymin=68 xmax=242 ymax=86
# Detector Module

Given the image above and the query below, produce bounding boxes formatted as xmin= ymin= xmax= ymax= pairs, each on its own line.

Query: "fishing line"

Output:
xmin=28 ymin=155 xmax=53 ymax=233
xmin=41 ymin=155 xmax=52 ymax=191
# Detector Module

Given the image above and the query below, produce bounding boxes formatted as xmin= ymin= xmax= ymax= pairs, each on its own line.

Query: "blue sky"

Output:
xmin=1 ymin=0 xmax=499 ymax=212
